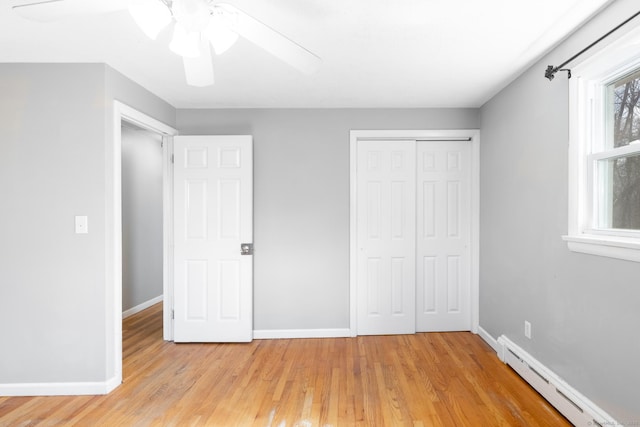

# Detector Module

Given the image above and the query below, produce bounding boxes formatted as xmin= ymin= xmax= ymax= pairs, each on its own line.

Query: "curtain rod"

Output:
xmin=545 ymin=10 xmax=640 ymax=81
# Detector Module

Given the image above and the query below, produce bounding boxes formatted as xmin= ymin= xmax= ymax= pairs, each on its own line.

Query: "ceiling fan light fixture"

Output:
xmin=204 ymin=20 xmax=239 ymax=55
xmin=128 ymin=0 xmax=172 ymax=40
xmin=170 ymin=23 xmax=203 ymax=58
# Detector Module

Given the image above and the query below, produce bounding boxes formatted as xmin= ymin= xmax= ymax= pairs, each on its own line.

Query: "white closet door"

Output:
xmin=356 ymin=140 xmax=416 ymax=335
xmin=173 ymin=135 xmax=253 ymax=342
xmin=416 ymin=140 xmax=471 ymax=332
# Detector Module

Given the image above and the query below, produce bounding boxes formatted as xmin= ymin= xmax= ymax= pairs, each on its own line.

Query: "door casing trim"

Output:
xmin=108 ymin=101 xmax=178 ymax=393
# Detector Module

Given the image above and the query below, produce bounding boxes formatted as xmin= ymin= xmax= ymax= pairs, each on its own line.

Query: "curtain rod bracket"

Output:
xmin=545 ymin=66 xmax=571 ymax=81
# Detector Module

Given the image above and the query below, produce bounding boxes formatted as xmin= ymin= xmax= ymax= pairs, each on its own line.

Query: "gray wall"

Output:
xmin=121 ymin=124 xmax=163 ymax=312
xmin=479 ymin=0 xmax=640 ymax=421
xmin=0 ymin=64 xmax=174 ymax=385
xmin=0 ymin=64 xmax=107 ymax=383
xmin=177 ymin=108 xmax=479 ymax=331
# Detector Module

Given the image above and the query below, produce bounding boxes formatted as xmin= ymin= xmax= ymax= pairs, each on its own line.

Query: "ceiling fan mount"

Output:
xmin=170 ymin=0 xmax=213 ymax=32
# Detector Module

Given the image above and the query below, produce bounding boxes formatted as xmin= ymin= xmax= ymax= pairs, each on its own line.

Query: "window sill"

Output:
xmin=562 ymin=234 xmax=640 ymax=263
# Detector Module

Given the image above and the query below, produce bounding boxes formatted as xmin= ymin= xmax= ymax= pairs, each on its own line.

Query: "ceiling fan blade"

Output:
xmin=183 ymin=42 xmax=215 ymax=87
xmin=11 ymin=0 xmax=129 ymax=22
xmin=215 ymin=3 xmax=321 ymax=75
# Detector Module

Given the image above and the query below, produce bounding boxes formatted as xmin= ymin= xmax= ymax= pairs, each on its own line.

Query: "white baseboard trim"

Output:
xmin=122 ymin=295 xmax=163 ymax=319
xmin=105 ymin=375 xmax=122 ymax=394
xmin=477 ymin=326 xmax=500 ymax=353
xmin=254 ymin=328 xmax=352 ymax=340
xmin=0 ymin=380 xmax=115 ymax=396
xmin=497 ymin=335 xmax=619 ymax=427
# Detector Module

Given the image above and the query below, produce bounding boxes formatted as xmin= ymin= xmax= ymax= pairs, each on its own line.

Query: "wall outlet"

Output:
xmin=524 ymin=320 xmax=532 ymax=339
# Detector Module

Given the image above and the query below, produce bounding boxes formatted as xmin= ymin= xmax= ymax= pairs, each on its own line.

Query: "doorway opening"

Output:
xmin=120 ymin=122 xmax=164 ymax=374
xmin=121 ymin=122 xmax=164 ymax=322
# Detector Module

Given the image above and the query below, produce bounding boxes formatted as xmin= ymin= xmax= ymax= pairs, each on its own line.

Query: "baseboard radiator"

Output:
xmin=497 ymin=335 xmax=618 ymax=427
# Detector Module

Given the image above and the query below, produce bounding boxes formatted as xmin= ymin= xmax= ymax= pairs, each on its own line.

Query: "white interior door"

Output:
xmin=356 ymin=140 xmax=416 ymax=335
xmin=173 ymin=135 xmax=253 ymax=342
xmin=416 ymin=140 xmax=471 ymax=331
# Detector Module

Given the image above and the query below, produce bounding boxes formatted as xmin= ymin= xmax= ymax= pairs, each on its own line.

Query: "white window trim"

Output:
xmin=566 ymin=22 xmax=640 ymax=262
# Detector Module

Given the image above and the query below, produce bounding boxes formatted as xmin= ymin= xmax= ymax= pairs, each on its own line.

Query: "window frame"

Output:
xmin=565 ymin=23 xmax=640 ymax=262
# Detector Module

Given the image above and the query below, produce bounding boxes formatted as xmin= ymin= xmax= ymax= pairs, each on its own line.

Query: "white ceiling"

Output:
xmin=0 ymin=0 xmax=611 ymax=108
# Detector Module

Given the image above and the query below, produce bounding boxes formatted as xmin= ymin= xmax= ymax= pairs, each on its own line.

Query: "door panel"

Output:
xmin=416 ymin=140 xmax=471 ymax=332
xmin=357 ymin=140 xmax=416 ymax=335
xmin=173 ymin=135 xmax=253 ymax=342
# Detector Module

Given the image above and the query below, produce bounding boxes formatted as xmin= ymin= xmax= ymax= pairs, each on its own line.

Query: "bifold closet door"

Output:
xmin=416 ymin=140 xmax=471 ymax=332
xmin=356 ymin=140 xmax=416 ymax=335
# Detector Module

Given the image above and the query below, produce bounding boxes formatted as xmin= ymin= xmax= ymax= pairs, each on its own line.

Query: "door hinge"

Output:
xmin=172 ymin=309 xmax=175 ymax=319
xmin=171 ymin=154 xmax=174 ymax=164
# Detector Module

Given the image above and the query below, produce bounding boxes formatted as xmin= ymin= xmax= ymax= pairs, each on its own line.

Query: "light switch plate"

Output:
xmin=75 ymin=216 xmax=88 ymax=234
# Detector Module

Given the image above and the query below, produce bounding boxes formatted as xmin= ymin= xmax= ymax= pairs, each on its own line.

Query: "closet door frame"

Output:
xmin=349 ymin=129 xmax=480 ymax=337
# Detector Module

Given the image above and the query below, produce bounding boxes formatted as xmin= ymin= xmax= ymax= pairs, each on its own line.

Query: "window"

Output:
xmin=594 ymin=69 xmax=640 ymax=231
xmin=565 ymin=24 xmax=640 ymax=262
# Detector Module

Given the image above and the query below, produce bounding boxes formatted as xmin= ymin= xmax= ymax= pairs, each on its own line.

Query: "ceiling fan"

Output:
xmin=11 ymin=0 xmax=322 ymax=87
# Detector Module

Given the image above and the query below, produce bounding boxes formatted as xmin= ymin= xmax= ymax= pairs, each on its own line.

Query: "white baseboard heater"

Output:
xmin=497 ymin=335 xmax=618 ymax=427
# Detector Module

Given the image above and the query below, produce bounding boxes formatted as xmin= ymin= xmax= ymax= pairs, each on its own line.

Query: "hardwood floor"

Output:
xmin=0 ymin=303 xmax=570 ymax=426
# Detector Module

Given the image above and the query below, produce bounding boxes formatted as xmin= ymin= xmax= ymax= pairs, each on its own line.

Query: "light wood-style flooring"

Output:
xmin=0 ymin=303 xmax=570 ymax=426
